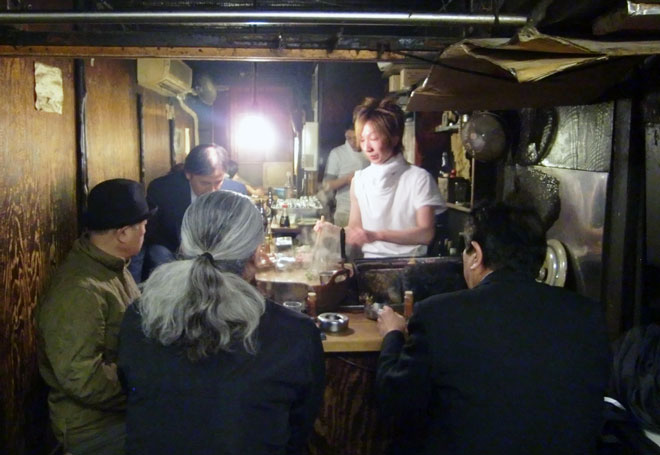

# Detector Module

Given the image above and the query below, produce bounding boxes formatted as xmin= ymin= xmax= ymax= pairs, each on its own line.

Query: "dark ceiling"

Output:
xmin=2 ymin=0 xmax=654 ymax=60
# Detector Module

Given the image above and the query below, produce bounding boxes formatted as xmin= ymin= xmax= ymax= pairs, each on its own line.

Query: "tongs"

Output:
xmin=339 ymin=228 xmax=347 ymax=266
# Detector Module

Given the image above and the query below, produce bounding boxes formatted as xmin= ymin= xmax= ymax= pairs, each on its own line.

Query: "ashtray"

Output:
xmin=317 ymin=312 xmax=349 ymax=333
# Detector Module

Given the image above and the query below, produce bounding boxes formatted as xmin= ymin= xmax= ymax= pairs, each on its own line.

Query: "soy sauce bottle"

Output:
xmin=266 ymin=187 xmax=274 ymax=208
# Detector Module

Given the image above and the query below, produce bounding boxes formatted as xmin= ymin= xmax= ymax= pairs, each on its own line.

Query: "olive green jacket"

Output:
xmin=37 ymin=235 xmax=140 ymax=447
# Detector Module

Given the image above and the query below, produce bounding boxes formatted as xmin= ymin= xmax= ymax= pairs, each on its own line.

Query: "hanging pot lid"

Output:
xmin=538 ymin=238 xmax=568 ymax=287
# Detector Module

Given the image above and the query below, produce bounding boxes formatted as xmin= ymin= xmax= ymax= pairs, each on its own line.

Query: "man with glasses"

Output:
xmin=376 ymin=201 xmax=610 ymax=455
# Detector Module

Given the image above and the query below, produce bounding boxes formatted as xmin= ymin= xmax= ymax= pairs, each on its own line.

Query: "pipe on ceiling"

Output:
xmin=0 ymin=10 xmax=528 ymax=27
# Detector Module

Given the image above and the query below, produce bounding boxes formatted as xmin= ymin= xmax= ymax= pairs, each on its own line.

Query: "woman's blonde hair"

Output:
xmin=353 ymin=97 xmax=405 ymax=155
xmin=137 ymin=190 xmax=266 ymax=361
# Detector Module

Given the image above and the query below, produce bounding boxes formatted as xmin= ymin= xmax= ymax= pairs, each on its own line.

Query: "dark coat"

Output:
xmin=145 ymin=172 xmax=248 ymax=253
xmin=144 ymin=171 xmax=191 ymax=253
xmin=377 ymin=269 xmax=611 ymax=455
xmin=118 ymin=300 xmax=325 ymax=455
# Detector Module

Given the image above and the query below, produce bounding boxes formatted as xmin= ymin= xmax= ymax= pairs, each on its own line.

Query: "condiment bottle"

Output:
xmin=263 ymin=226 xmax=273 ymax=254
xmin=307 ymin=292 xmax=317 ymax=318
xmin=257 ymin=200 xmax=269 ymax=231
xmin=285 ymin=171 xmax=295 ymax=199
xmin=403 ymin=290 xmax=414 ymax=318
xmin=266 ymin=187 xmax=274 ymax=208
xmin=279 ymin=204 xmax=290 ymax=228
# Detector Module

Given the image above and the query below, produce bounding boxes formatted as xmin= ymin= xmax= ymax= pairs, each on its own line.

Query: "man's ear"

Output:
xmin=115 ymin=226 xmax=129 ymax=244
xmin=184 ymin=171 xmax=192 ymax=182
xmin=469 ymin=241 xmax=484 ymax=270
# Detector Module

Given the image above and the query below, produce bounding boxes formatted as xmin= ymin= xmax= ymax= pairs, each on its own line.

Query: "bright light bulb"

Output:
xmin=234 ymin=113 xmax=278 ymax=156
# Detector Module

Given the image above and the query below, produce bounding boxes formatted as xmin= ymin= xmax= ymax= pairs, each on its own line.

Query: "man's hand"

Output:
xmin=377 ymin=306 xmax=407 ymax=336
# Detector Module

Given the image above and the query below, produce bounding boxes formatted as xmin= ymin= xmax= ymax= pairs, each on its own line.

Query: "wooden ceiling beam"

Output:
xmin=0 ymin=45 xmax=412 ymax=61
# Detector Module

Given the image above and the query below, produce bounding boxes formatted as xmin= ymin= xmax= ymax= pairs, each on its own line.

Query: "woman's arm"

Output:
xmin=348 ymin=204 xmax=436 ymax=247
xmin=373 ymin=205 xmax=436 ymax=245
xmin=347 ymin=180 xmax=363 ymax=230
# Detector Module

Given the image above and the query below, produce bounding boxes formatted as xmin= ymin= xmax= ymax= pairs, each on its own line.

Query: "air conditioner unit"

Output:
xmin=137 ymin=59 xmax=192 ymax=97
xmin=301 ymin=122 xmax=319 ymax=171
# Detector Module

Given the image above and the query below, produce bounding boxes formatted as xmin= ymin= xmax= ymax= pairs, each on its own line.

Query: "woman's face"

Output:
xmin=360 ymin=121 xmax=395 ymax=164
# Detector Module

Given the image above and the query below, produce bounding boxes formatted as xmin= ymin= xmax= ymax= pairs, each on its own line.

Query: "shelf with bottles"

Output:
xmin=442 ymin=158 xmax=498 ymax=209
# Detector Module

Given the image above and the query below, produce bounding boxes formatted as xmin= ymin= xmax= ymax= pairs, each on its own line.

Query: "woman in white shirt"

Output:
xmin=317 ymin=98 xmax=445 ymax=258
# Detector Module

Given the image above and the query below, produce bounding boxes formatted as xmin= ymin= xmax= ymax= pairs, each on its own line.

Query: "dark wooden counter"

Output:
xmin=321 ymin=312 xmax=383 ymax=353
xmin=311 ymin=311 xmax=395 ymax=455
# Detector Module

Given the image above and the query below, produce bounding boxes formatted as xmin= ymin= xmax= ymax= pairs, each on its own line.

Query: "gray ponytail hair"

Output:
xmin=138 ymin=190 xmax=266 ymax=361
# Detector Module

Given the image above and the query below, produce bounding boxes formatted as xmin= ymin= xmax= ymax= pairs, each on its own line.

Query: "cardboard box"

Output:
xmin=400 ymin=68 xmax=429 ymax=90
xmin=388 ymin=74 xmax=401 ymax=93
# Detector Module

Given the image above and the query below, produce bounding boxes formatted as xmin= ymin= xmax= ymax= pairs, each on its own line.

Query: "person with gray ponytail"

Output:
xmin=118 ymin=190 xmax=325 ymax=455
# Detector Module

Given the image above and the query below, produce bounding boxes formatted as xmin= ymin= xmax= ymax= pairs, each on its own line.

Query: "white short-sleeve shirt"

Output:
xmin=353 ymin=154 xmax=446 ymax=258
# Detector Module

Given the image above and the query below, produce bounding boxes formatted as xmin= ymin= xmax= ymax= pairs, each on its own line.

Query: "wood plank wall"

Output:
xmin=85 ymin=59 xmax=140 ymax=187
xmin=0 ymin=56 xmax=169 ymax=454
xmin=141 ymin=89 xmax=172 ymax=185
xmin=0 ymin=57 xmax=77 ymax=455
xmin=173 ymin=101 xmax=195 ymax=165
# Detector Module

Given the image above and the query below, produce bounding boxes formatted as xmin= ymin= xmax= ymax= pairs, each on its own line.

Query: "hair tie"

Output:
xmin=200 ymin=252 xmax=215 ymax=265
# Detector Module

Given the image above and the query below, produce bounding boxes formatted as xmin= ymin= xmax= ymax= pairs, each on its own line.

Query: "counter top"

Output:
xmin=446 ymin=202 xmax=472 ymax=213
xmin=321 ymin=311 xmax=383 ymax=353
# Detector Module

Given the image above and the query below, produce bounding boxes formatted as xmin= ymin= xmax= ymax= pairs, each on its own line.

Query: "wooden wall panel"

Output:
xmin=0 ymin=57 xmax=77 ymax=455
xmin=310 ymin=354 xmax=394 ymax=455
xmin=140 ymin=89 xmax=172 ymax=185
xmin=173 ymin=101 xmax=195 ymax=165
xmin=85 ymin=59 xmax=140 ymax=187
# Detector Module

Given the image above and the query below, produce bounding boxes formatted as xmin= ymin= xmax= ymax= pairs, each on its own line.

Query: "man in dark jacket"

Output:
xmin=37 ymin=179 xmax=155 ymax=455
xmin=140 ymin=143 xmax=228 ymax=279
xmin=376 ymin=201 xmax=611 ymax=455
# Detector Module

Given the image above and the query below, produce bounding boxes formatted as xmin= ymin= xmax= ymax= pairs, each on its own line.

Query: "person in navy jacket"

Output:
xmin=376 ymin=201 xmax=610 ymax=455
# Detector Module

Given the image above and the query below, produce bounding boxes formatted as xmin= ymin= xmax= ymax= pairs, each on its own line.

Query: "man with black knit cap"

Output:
xmin=37 ymin=179 xmax=156 ymax=455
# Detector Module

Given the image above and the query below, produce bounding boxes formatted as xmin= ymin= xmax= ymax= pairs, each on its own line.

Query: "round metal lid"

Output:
xmin=538 ymin=238 xmax=568 ymax=287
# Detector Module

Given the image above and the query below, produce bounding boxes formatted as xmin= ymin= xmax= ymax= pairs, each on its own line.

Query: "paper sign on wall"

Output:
xmin=34 ymin=62 xmax=63 ymax=114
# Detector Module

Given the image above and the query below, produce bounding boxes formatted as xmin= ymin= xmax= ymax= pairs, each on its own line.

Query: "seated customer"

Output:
xmin=118 ymin=190 xmax=325 ymax=455
xmin=220 ymin=159 xmax=248 ymax=195
xmin=608 ymin=324 xmax=660 ymax=448
xmin=376 ymin=201 xmax=611 ymax=455
xmin=140 ymin=143 xmax=228 ymax=279
xmin=223 ymin=159 xmax=264 ymax=197
xmin=37 ymin=179 xmax=154 ymax=455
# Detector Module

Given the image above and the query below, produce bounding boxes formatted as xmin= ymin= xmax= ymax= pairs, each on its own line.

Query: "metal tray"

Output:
xmin=352 ymin=256 xmax=466 ymax=305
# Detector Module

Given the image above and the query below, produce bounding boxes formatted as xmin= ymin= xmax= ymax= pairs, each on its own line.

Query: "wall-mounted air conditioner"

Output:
xmin=137 ymin=59 xmax=192 ymax=97
xmin=301 ymin=122 xmax=319 ymax=171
